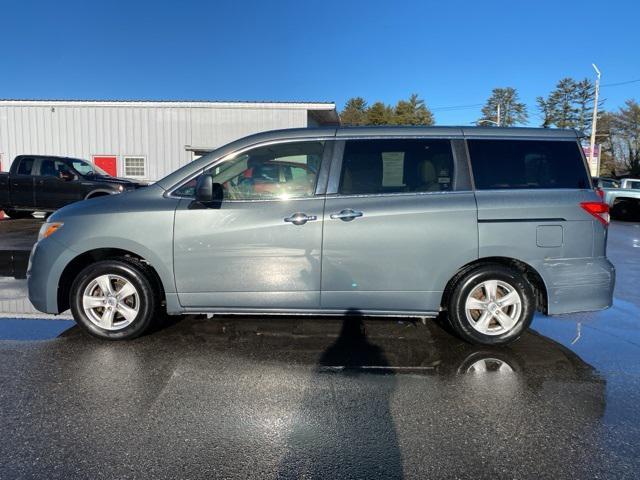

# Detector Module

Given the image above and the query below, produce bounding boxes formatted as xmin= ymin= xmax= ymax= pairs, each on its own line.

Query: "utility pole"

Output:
xmin=589 ymin=64 xmax=601 ymax=176
xmin=497 ymin=103 xmax=501 ymax=127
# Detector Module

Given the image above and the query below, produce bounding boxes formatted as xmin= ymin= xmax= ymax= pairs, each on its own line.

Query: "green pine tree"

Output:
xmin=478 ymin=87 xmax=528 ymax=126
xmin=339 ymin=97 xmax=368 ymax=126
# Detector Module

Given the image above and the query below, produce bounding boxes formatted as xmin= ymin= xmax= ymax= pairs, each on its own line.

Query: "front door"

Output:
xmin=321 ymin=138 xmax=478 ymax=313
xmin=173 ymin=140 xmax=328 ymax=310
xmin=34 ymin=158 xmax=85 ymax=209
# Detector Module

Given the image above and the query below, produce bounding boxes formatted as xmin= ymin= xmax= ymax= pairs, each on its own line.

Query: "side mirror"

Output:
xmin=195 ymin=175 xmax=223 ymax=205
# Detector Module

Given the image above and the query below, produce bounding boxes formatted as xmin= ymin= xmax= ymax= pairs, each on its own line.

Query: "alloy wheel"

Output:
xmin=464 ymin=280 xmax=522 ymax=336
xmin=82 ymin=274 xmax=140 ymax=330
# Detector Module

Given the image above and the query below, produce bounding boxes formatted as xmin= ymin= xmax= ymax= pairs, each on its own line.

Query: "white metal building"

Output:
xmin=0 ymin=99 xmax=339 ymax=179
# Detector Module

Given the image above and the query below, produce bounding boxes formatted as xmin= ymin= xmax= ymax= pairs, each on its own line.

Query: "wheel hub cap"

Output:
xmin=82 ymin=274 xmax=140 ymax=331
xmin=464 ymin=279 xmax=523 ymax=336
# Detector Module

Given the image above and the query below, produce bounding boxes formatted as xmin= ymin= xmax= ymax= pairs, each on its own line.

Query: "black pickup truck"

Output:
xmin=0 ymin=155 xmax=146 ymax=218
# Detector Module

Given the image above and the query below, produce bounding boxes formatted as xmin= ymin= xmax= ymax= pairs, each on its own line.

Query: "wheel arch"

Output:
xmin=85 ymin=189 xmax=115 ymax=199
xmin=57 ymin=248 xmax=166 ymax=313
xmin=441 ymin=256 xmax=548 ymax=314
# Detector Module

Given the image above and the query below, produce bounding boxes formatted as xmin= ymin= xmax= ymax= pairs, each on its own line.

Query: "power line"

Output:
xmin=430 ymin=103 xmax=483 ymax=111
xmin=429 ymin=77 xmax=639 ymax=111
xmin=601 ymin=78 xmax=640 ymax=88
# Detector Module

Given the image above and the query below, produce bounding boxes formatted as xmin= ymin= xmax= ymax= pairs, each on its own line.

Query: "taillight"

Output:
xmin=581 ymin=201 xmax=610 ymax=226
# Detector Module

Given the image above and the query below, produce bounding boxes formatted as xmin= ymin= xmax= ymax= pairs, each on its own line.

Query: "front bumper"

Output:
xmin=27 ymin=237 xmax=77 ymax=314
xmin=532 ymin=256 xmax=615 ymax=315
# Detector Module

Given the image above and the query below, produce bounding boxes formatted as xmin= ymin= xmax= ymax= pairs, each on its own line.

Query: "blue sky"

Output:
xmin=3 ymin=0 xmax=639 ymax=126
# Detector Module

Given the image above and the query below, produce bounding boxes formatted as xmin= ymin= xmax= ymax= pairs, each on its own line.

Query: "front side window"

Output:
xmin=339 ymin=139 xmax=454 ymax=195
xmin=174 ymin=141 xmax=325 ymax=200
xmin=626 ymin=180 xmax=640 ymax=189
xmin=468 ymin=139 xmax=590 ymax=190
xmin=39 ymin=159 xmax=74 ymax=178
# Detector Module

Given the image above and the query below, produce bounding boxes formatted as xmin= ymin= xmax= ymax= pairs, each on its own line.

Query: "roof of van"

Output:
xmin=334 ymin=126 xmax=583 ymax=138
xmin=213 ymin=126 xmax=583 ymax=142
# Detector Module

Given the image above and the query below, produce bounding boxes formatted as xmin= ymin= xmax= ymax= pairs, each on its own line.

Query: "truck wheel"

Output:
xmin=70 ymin=258 xmax=160 ymax=340
xmin=4 ymin=209 xmax=33 ymax=219
xmin=447 ymin=265 xmax=535 ymax=345
xmin=611 ymin=200 xmax=638 ymax=220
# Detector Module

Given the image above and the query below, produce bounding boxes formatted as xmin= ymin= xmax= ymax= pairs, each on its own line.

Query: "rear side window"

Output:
xmin=467 ymin=140 xmax=590 ymax=190
xmin=16 ymin=157 xmax=34 ymax=175
xmin=600 ymin=178 xmax=620 ymax=188
xmin=339 ymin=139 xmax=454 ymax=195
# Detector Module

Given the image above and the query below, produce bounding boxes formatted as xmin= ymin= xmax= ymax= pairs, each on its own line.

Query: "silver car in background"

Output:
xmin=27 ymin=127 xmax=615 ymax=345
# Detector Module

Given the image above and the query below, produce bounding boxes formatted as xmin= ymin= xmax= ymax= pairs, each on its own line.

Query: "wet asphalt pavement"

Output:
xmin=0 ymin=219 xmax=639 ymax=479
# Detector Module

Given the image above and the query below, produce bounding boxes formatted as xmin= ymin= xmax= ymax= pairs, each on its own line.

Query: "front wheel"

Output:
xmin=70 ymin=258 xmax=161 ymax=340
xmin=447 ymin=265 xmax=535 ymax=345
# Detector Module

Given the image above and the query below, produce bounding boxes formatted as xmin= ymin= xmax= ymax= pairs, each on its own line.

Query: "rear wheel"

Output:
xmin=447 ymin=265 xmax=535 ymax=345
xmin=4 ymin=209 xmax=33 ymax=219
xmin=70 ymin=258 xmax=160 ymax=340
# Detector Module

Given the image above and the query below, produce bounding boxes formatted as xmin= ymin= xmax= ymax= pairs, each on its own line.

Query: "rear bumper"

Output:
xmin=533 ymin=257 xmax=615 ymax=315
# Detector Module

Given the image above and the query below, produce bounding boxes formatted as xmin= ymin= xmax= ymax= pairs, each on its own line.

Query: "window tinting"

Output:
xmin=16 ymin=158 xmax=34 ymax=175
xmin=339 ymin=139 xmax=454 ymax=195
xmin=467 ymin=140 xmax=590 ymax=190
xmin=173 ymin=141 xmax=325 ymax=200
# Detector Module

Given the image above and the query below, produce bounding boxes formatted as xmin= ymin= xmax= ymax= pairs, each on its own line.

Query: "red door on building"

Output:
xmin=93 ymin=156 xmax=117 ymax=177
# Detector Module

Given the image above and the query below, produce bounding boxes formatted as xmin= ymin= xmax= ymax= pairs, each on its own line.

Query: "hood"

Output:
xmin=92 ymin=175 xmax=149 ymax=188
xmin=48 ymin=183 xmax=165 ymax=223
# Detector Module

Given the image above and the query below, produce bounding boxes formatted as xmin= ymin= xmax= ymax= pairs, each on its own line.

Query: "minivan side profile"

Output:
xmin=27 ymin=126 xmax=615 ymax=345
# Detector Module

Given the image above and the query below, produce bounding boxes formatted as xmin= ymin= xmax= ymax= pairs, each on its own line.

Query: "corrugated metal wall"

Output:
xmin=0 ymin=102 xmax=315 ymax=179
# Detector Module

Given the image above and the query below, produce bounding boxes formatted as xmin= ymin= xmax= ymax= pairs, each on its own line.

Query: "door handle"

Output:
xmin=330 ymin=209 xmax=364 ymax=221
xmin=284 ymin=213 xmax=317 ymax=225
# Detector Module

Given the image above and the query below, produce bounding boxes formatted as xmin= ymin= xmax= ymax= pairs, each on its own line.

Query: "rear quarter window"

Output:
xmin=467 ymin=139 xmax=590 ymax=190
xmin=16 ymin=157 xmax=35 ymax=175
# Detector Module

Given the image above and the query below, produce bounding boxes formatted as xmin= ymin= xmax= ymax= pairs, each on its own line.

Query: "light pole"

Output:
xmin=477 ymin=119 xmax=499 ymax=126
xmin=589 ymin=64 xmax=601 ymax=176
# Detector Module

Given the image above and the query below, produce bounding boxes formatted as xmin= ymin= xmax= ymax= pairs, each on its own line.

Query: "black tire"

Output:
xmin=612 ymin=199 xmax=640 ymax=221
xmin=611 ymin=200 xmax=631 ymax=220
xmin=69 ymin=258 xmax=161 ymax=340
xmin=4 ymin=209 xmax=33 ymax=219
xmin=447 ymin=265 xmax=535 ymax=346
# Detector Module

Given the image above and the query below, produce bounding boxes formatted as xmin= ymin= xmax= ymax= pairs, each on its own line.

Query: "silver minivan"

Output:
xmin=27 ymin=127 xmax=615 ymax=345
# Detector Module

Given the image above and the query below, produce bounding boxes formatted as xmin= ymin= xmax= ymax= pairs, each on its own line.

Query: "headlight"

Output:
xmin=38 ymin=222 xmax=64 ymax=241
xmin=118 ymin=185 xmax=124 ymax=192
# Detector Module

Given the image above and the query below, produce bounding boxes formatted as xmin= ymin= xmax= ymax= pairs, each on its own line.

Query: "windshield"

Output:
xmin=70 ymin=159 xmax=110 ymax=176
